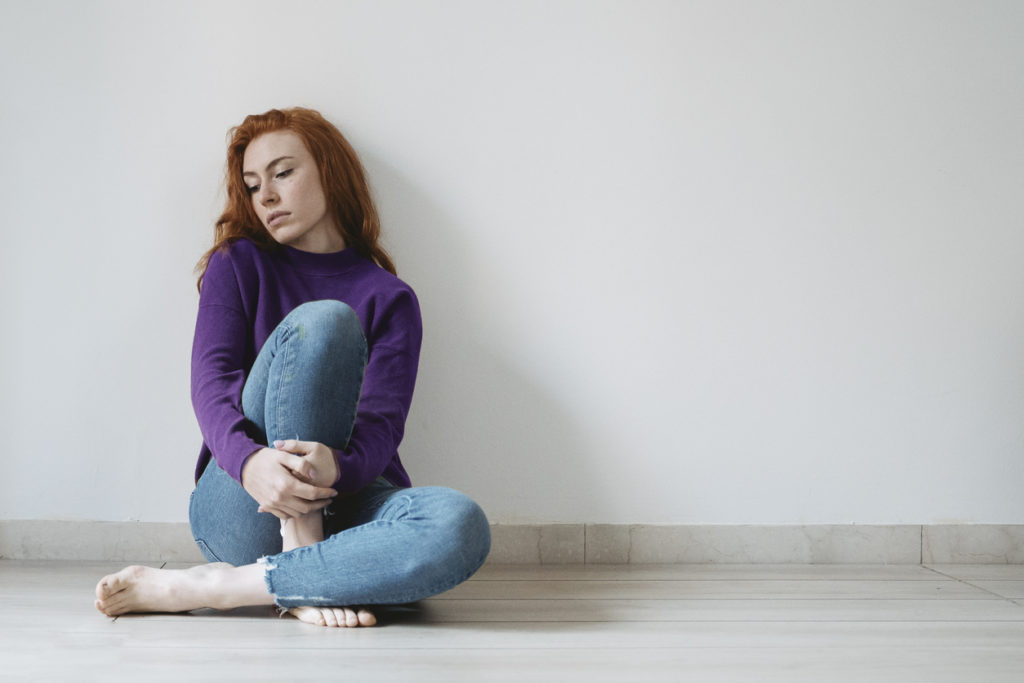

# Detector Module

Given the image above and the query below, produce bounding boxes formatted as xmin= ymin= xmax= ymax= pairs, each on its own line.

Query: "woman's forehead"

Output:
xmin=243 ymin=130 xmax=309 ymax=172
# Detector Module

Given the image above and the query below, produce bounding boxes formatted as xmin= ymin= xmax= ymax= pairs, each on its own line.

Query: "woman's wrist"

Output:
xmin=240 ymin=447 xmax=270 ymax=487
xmin=330 ymin=448 xmax=343 ymax=488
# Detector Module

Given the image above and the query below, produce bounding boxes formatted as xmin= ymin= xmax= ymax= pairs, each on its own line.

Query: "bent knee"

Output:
xmin=291 ymin=299 xmax=354 ymax=318
xmin=287 ymin=300 xmax=365 ymax=344
xmin=423 ymin=487 xmax=491 ymax=572
xmin=288 ymin=299 xmax=359 ymax=327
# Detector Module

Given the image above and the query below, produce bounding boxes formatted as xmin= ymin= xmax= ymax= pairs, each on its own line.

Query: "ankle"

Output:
xmin=281 ymin=512 xmax=324 ymax=551
xmin=206 ymin=565 xmax=247 ymax=610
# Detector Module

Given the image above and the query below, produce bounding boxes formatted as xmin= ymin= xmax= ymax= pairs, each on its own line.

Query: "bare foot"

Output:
xmin=94 ymin=563 xmax=236 ymax=616
xmin=288 ymin=605 xmax=376 ymax=628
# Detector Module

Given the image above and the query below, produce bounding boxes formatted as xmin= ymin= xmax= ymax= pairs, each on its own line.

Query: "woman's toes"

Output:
xmin=324 ymin=608 xmax=342 ymax=628
xmin=96 ymin=566 xmax=142 ymax=601
xmin=95 ymin=591 xmax=118 ymax=616
xmin=286 ymin=610 xmax=309 ymax=626
xmin=288 ymin=606 xmax=323 ymax=626
xmin=95 ymin=577 xmax=115 ymax=601
xmin=288 ymin=605 xmax=374 ymax=628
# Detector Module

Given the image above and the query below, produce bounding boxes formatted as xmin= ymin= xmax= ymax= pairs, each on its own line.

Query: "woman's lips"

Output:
xmin=267 ymin=211 xmax=290 ymax=227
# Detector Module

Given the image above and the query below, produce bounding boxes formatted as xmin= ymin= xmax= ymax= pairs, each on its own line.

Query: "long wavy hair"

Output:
xmin=196 ymin=107 xmax=395 ymax=291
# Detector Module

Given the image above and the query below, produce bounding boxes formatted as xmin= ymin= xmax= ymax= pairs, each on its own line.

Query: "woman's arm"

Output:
xmin=190 ymin=249 xmax=265 ymax=483
xmin=191 ymin=249 xmax=335 ymax=516
xmin=332 ymin=288 xmax=422 ymax=492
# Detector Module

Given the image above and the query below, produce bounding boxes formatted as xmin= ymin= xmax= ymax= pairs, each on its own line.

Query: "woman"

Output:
xmin=94 ymin=108 xmax=491 ymax=627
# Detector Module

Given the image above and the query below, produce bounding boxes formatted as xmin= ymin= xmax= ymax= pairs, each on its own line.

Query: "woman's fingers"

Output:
xmin=294 ymin=479 xmax=337 ymax=502
xmin=272 ymin=439 xmax=309 ymax=454
xmin=278 ymin=496 xmax=329 ymax=516
xmin=272 ymin=441 xmax=337 ymax=487
xmin=259 ymin=487 xmax=333 ymax=519
xmin=280 ymin=460 xmax=336 ymax=499
xmin=244 ymin=446 xmax=336 ymax=519
xmin=257 ymin=503 xmax=301 ymax=520
xmin=279 ymin=453 xmax=319 ymax=485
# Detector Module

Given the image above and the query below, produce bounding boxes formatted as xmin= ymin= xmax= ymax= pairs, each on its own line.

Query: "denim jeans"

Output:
xmin=189 ymin=300 xmax=491 ymax=607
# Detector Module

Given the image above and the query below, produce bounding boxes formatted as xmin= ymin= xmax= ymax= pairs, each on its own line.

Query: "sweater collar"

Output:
xmin=280 ymin=244 xmax=363 ymax=275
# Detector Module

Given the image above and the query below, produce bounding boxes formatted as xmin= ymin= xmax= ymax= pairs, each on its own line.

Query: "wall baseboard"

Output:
xmin=0 ymin=521 xmax=205 ymax=563
xmin=487 ymin=524 xmax=1024 ymax=564
xmin=2 ymin=521 xmax=1022 ymax=564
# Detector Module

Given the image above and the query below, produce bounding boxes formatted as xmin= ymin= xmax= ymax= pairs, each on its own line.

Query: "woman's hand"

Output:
xmin=271 ymin=439 xmax=339 ymax=488
xmin=241 ymin=446 xmax=338 ymax=520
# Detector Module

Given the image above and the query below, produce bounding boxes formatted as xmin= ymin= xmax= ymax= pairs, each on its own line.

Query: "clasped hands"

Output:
xmin=240 ymin=439 xmax=339 ymax=520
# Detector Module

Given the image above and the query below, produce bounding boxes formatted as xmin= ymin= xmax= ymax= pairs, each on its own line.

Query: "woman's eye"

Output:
xmin=246 ymin=185 xmax=259 ymax=194
xmin=276 ymin=169 xmax=293 ymax=179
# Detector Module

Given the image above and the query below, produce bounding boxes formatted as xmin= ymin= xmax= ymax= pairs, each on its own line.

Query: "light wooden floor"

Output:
xmin=3 ymin=561 xmax=1023 ymax=681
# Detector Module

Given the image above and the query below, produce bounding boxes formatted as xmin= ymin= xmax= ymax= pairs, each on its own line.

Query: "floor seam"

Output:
xmin=922 ymin=565 xmax=1021 ymax=605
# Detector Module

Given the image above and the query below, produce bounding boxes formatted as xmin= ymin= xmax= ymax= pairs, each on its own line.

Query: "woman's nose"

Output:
xmin=259 ymin=186 xmax=278 ymax=206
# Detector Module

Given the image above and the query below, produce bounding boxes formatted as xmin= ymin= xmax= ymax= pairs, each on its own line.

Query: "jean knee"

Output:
xmin=190 ymin=523 xmax=279 ymax=567
xmin=189 ymin=481 xmax=280 ymax=566
xmin=436 ymin=488 xmax=491 ymax=573
xmin=289 ymin=300 xmax=363 ymax=337
xmin=188 ymin=490 xmax=219 ymax=562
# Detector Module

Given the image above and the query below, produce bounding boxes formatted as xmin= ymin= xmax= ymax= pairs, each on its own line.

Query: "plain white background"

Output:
xmin=1 ymin=0 xmax=1022 ymax=525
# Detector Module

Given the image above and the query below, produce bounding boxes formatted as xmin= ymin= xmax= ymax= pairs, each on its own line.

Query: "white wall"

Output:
xmin=2 ymin=0 xmax=1022 ymax=525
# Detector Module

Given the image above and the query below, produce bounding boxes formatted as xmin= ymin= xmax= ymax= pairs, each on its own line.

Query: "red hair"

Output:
xmin=196 ymin=108 xmax=395 ymax=291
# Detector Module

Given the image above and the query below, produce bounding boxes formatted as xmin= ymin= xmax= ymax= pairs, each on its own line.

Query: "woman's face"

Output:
xmin=242 ymin=130 xmax=344 ymax=253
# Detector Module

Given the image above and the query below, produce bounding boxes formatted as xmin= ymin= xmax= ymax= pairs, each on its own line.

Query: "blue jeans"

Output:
xmin=188 ymin=300 xmax=491 ymax=607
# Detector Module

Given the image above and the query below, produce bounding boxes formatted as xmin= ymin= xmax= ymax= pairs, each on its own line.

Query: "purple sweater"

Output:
xmin=191 ymin=238 xmax=420 ymax=492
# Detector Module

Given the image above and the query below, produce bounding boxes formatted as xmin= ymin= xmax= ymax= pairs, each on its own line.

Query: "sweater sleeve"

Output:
xmin=333 ymin=288 xmax=422 ymax=492
xmin=190 ymin=249 xmax=264 ymax=483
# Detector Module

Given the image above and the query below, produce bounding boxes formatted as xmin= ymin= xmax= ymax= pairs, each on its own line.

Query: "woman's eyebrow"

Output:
xmin=242 ymin=156 xmax=296 ymax=177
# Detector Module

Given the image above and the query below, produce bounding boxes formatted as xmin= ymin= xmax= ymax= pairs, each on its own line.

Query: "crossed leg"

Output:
xmin=94 ymin=562 xmax=270 ymax=615
xmin=95 ymin=484 xmax=489 ymax=626
xmin=93 ymin=535 xmax=375 ymax=627
xmin=98 ymin=302 xmax=383 ymax=625
xmin=94 ymin=496 xmax=375 ymax=628
xmin=278 ymin=510 xmax=375 ymax=627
